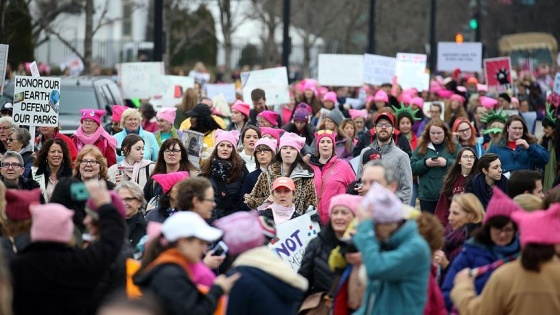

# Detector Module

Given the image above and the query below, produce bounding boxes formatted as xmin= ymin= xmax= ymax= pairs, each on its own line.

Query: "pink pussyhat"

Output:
xmin=511 ymin=97 xmax=519 ymax=107
xmin=329 ymin=194 xmax=363 ymax=216
xmin=231 ymin=100 xmax=251 ymax=118
xmin=30 ymin=203 xmax=75 ymax=244
xmin=477 ymin=84 xmax=488 ymax=92
xmin=156 ymin=107 xmax=177 ymax=125
xmin=480 ymin=96 xmax=498 ymax=109
xmin=257 ymin=110 xmax=279 ymax=126
xmin=254 ymin=137 xmax=277 ymax=153
xmin=152 ymin=171 xmax=190 ymax=194
xmin=450 ymin=94 xmax=465 ymax=103
xmin=314 ymin=130 xmax=337 ymax=152
xmin=484 ymin=187 xmax=522 ymax=224
xmin=215 ymin=129 xmax=240 ymax=148
xmin=410 ymin=97 xmax=424 ymax=109
xmin=112 ymin=105 xmax=128 ymax=123
xmin=373 ymin=90 xmax=388 ymax=103
xmin=214 ymin=211 xmax=265 ymax=256
xmin=322 ymin=91 xmax=338 ymax=104
xmin=436 ymin=90 xmax=453 ymax=99
xmin=400 ymin=93 xmax=412 ymax=105
xmin=80 ymin=109 xmax=106 ymax=125
xmin=349 ymin=109 xmax=367 ymax=120
xmin=294 ymin=82 xmax=303 ymax=92
xmin=260 ymin=127 xmax=284 ymax=145
xmin=511 ymin=203 xmax=560 ymax=247
xmin=279 ymin=132 xmax=306 ymax=152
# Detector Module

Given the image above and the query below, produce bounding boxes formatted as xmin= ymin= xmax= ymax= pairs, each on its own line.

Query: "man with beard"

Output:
xmin=356 ymin=112 xmax=412 ymax=205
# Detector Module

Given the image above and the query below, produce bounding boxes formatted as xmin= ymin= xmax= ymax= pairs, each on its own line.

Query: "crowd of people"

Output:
xmin=0 ymin=65 xmax=559 ymax=315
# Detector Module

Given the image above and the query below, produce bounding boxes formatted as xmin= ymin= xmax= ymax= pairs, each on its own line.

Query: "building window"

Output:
xmin=122 ymin=1 xmax=133 ymax=37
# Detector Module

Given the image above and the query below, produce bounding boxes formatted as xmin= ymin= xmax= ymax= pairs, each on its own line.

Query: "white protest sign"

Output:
xmin=363 ymin=54 xmax=396 ymax=85
xmin=120 ymin=62 xmax=164 ymax=99
xmin=181 ymin=129 xmax=204 ymax=168
xmin=437 ymin=42 xmax=482 ymax=72
xmin=29 ymin=61 xmax=40 ymax=77
xmin=60 ymin=54 xmax=84 ymax=77
xmin=12 ymin=76 xmax=60 ymax=127
xmin=395 ymin=53 xmax=428 ymax=91
xmin=268 ymin=210 xmax=321 ymax=271
xmin=0 ymin=45 xmax=8 ymax=95
xmin=554 ymin=73 xmax=560 ymax=95
xmin=241 ymin=67 xmax=290 ymax=106
xmin=149 ymin=75 xmax=194 ymax=109
xmin=206 ymin=83 xmax=236 ymax=103
xmin=318 ymin=54 xmax=364 ymax=87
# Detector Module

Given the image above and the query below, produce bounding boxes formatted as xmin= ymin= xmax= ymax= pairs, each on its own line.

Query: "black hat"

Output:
xmin=498 ymin=93 xmax=511 ymax=103
xmin=362 ymin=148 xmax=382 ymax=165
xmin=185 ymin=103 xmax=212 ymax=118
xmin=1 ymin=102 xmax=13 ymax=113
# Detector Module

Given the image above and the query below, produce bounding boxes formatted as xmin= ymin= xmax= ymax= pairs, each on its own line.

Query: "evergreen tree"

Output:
xmin=3 ymin=0 xmax=34 ymax=69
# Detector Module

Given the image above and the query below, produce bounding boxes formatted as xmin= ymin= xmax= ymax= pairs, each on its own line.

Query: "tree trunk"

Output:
xmin=224 ymin=33 xmax=232 ymax=80
xmin=220 ymin=0 xmax=233 ymax=81
xmin=83 ymin=0 xmax=93 ymax=74
xmin=303 ymin=34 xmax=311 ymax=78
xmin=0 ymin=0 xmax=7 ymax=43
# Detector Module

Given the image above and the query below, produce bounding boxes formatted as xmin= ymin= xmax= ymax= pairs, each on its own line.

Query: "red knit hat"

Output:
xmin=5 ymin=189 xmax=41 ymax=221
xmin=484 ymin=187 xmax=522 ymax=224
xmin=511 ymin=203 xmax=560 ymax=246
xmin=152 ymin=171 xmax=190 ymax=194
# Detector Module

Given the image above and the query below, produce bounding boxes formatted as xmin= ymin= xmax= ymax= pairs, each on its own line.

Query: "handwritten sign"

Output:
xmin=269 ymin=210 xmax=321 ymax=270
xmin=12 ymin=76 xmax=61 ymax=127
xmin=437 ymin=42 xmax=482 ymax=72
xmin=363 ymin=54 xmax=396 ymax=85
xmin=318 ymin=54 xmax=364 ymax=87
xmin=120 ymin=62 xmax=164 ymax=99
xmin=241 ymin=67 xmax=290 ymax=106
xmin=395 ymin=53 xmax=428 ymax=91
xmin=206 ymin=83 xmax=236 ymax=103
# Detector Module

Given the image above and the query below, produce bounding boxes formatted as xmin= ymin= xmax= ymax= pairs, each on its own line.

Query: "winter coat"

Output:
xmin=283 ymin=122 xmax=315 ymax=146
xmin=424 ymin=265 xmax=447 ymax=315
xmin=226 ymin=246 xmax=308 ymax=315
xmin=441 ymin=237 xmax=520 ymax=310
xmin=451 ymin=259 xmax=560 ymax=315
xmin=309 ymin=156 xmax=356 ymax=223
xmin=15 ymin=175 xmax=40 ymax=190
xmin=411 ymin=142 xmax=460 ymax=202
xmin=357 ymin=139 xmax=413 ymax=205
xmin=298 ymin=229 xmax=338 ymax=296
xmin=126 ymin=212 xmax=146 ymax=248
xmin=245 ymin=161 xmax=317 ymax=213
xmin=0 ymin=234 xmax=30 ymax=262
xmin=19 ymin=142 xmax=34 ymax=178
xmin=434 ymin=175 xmax=468 ymax=226
xmin=486 ymin=139 xmax=549 ymax=172
xmin=239 ymin=168 xmax=262 ymax=211
xmin=352 ymin=220 xmax=431 ymax=315
xmin=35 ymin=132 xmax=78 ymax=162
xmin=72 ymin=133 xmax=117 ymax=167
xmin=353 ymin=129 xmax=412 ymax=157
xmin=10 ymin=204 xmax=125 ymax=315
xmin=204 ymin=165 xmax=249 ymax=222
xmin=113 ymin=127 xmax=160 ymax=162
xmin=464 ymin=173 xmax=508 ymax=209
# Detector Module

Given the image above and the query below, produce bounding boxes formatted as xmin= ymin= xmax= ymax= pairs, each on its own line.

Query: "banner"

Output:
xmin=437 ymin=42 xmax=482 ymax=72
xmin=12 ymin=76 xmax=61 ymax=127
xmin=241 ymin=67 xmax=290 ymax=106
xmin=149 ymin=75 xmax=194 ymax=110
xmin=484 ymin=57 xmax=512 ymax=92
xmin=180 ymin=130 xmax=204 ymax=168
xmin=120 ymin=62 xmax=164 ymax=99
xmin=0 ymin=45 xmax=8 ymax=95
xmin=206 ymin=83 xmax=236 ymax=103
xmin=318 ymin=54 xmax=364 ymax=87
xmin=269 ymin=210 xmax=321 ymax=271
xmin=363 ymin=54 xmax=396 ymax=85
xmin=395 ymin=53 xmax=428 ymax=91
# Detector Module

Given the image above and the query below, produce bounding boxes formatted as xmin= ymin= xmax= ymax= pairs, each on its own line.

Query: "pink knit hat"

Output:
xmin=511 ymin=97 xmax=519 ymax=107
xmin=480 ymin=96 xmax=498 ymax=109
xmin=30 ymin=203 xmax=75 ymax=243
xmin=5 ymin=189 xmax=41 ymax=221
xmin=81 ymin=109 xmax=106 ymax=125
xmin=294 ymin=82 xmax=303 ymax=92
xmin=156 ymin=107 xmax=177 ymax=125
xmin=410 ymin=97 xmax=424 ymax=109
xmin=373 ymin=90 xmax=389 ymax=103
xmin=260 ymin=127 xmax=284 ymax=144
xmin=322 ymin=91 xmax=338 ymax=104
xmin=477 ymin=83 xmax=488 ymax=92
xmin=302 ymin=81 xmax=317 ymax=93
xmin=279 ymin=132 xmax=306 ymax=152
xmin=231 ymin=100 xmax=251 ymax=118
xmin=511 ymin=203 xmax=560 ymax=246
xmin=366 ymin=95 xmax=375 ymax=105
xmin=361 ymin=183 xmax=404 ymax=223
xmin=86 ymin=191 xmax=127 ymax=219
xmin=329 ymin=194 xmax=363 ymax=216
xmin=214 ymin=211 xmax=265 ymax=256
xmin=254 ymin=137 xmax=277 ymax=153
xmin=257 ymin=110 xmax=279 ymax=126
xmin=430 ymin=81 xmax=442 ymax=92
xmin=484 ymin=187 xmax=522 ymax=224
xmin=215 ymin=129 xmax=240 ymax=148
xmin=400 ymin=93 xmax=412 ymax=105
xmin=450 ymin=94 xmax=465 ymax=103
xmin=315 ymin=130 xmax=336 ymax=151
xmin=112 ymin=105 xmax=128 ymax=123
xmin=153 ymin=171 xmax=190 ymax=194
xmin=436 ymin=90 xmax=453 ymax=99
xmin=349 ymin=109 xmax=367 ymax=120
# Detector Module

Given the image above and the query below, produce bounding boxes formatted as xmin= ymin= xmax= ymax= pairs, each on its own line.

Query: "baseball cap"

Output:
xmin=374 ymin=112 xmax=395 ymax=126
xmin=361 ymin=148 xmax=382 ymax=165
xmin=185 ymin=103 xmax=212 ymax=118
xmin=271 ymin=177 xmax=296 ymax=191
xmin=162 ymin=212 xmax=223 ymax=242
xmin=1 ymin=102 xmax=13 ymax=112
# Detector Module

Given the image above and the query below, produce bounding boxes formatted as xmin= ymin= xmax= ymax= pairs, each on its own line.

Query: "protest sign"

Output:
xmin=12 ymin=76 xmax=60 ymax=127
xmin=120 ymin=62 xmax=164 ymax=99
xmin=29 ymin=61 xmax=40 ymax=77
xmin=553 ymin=73 xmax=560 ymax=95
xmin=269 ymin=210 xmax=321 ymax=271
xmin=0 ymin=45 xmax=8 ymax=95
xmin=422 ymin=101 xmax=445 ymax=121
xmin=363 ymin=54 xmax=396 ymax=85
xmin=149 ymin=75 xmax=194 ymax=110
xmin=181 ymin=130 xmax=204 ymax=168
xmin=395 ymin=53 xmax=428 ymax=91
xmin=241 ymin=67 xmax=290 ymax=106
xmin=437 ymin=42 xmax=482 ymax=72
xmin=318 ymin=54 xmax=364 ymax=87
xmin=206 ymin=83 xmax=236 ymax=103
xmin=484 ymin=57 xmax=512 ymax=92
xmin=60 ymin=54 xmax=84 ymax=77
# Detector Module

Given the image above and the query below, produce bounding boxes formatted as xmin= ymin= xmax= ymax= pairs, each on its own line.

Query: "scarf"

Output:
xmin=469 ymin=173 xmax=507 ymax=208
xmin=492 ymin=237 xmax=520 ymax=259
xmin=210 ymin=158 xmax=232 ymax=181
xmin=121 ymin=158 xmax=153 ymax=183
xmin=270 ymin=203 xmax=295 ymax=225
xmin=443 ymin=224 xmax=468 ymax=263
xmin=74 ymin=125 xmax=118 ymax=151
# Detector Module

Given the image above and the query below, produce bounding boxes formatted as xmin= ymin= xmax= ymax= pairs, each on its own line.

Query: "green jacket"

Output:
xmin=411 ymin=142 xmax=460 ymax=201
xmin=154 ymin=127 xmax=180 ymax=147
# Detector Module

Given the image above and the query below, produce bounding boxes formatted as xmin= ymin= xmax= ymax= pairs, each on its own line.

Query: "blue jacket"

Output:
xmin=486 ymin=140 xmax=549 ymax=172
xmin=441 ymin=237 xmax=520 ymax=310
xmin=352 ymin=220 xmax=431 ymax=315
xmin=114 ymin=127 xmax=160 ymax=163
xmin=239 ymin=168 xmax=262 ymax=211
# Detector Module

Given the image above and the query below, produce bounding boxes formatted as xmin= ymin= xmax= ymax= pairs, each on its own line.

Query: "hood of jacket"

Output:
xmin=233 ymin=246 xmax=308 ymax=292
xmin=19 ymin=142 xmax=34 ymax=156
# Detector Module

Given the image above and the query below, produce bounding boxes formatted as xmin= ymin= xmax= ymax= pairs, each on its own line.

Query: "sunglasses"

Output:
xmin=317 ymin=130 xmax=334 ymax=135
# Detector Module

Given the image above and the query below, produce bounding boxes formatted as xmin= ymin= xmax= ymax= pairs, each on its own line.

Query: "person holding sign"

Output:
xmin=108 ymin=134 xmax=155 ymax=189
xmin=72 ymin=109 xmax=118 ymax=167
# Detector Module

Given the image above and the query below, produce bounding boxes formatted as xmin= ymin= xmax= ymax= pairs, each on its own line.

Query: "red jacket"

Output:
xmin=35 ymin=132 xmax=78 ymax=162
xmin=71 ymin=136 xmax=117 ymax=167
xmin=424 ymin=265 xmax=447 ymax=315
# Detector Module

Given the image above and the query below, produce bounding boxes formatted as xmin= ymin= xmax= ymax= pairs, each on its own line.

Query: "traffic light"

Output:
xmin=455 ymin=33 xmax=464 ymax=44
xmin=469 ymin=18 xmax=478 ymax=30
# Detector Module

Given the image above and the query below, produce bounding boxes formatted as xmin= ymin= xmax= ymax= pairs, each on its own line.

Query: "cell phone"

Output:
xmin=431 ymin=156 xmax=438 ymax=160
xmin=70 ymin=182 xmax=90 ymax=201
xmin=211 ymin=241 xmax=228 ymax=256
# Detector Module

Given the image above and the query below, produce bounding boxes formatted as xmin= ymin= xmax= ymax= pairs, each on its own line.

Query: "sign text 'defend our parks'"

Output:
xmin=12 ymin=76 xmax=61 ymax=127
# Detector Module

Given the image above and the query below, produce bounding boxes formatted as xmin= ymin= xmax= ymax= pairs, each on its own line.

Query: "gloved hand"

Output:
xmin=310 ymin=213 xmax=321 ymax=222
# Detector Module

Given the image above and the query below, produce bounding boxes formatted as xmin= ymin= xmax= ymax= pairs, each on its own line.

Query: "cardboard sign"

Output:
xmin=29 ymin=61 xmax=40 ymax=77
xmin=206 ymin=83 xmax=236 ymax=103
xmin=269 ymin=210 xmax=321 ymax=271
xmin=12 ymin=76 xmax=61 ymax=127
xmin=395 ymin=53 xmax=428 ymax=91
xmin=149 ymin=75 xmax=194 ymax=110
xmin=553 ymin=73 xmax=560 ymax=95
xmin=318 ymin=54 xmax=364 ymax=87
xmin=0 ymin=45 xmax=9 ymax=95
xmin=120 ymin=62 xmax=164 ymax=99
xmin=437 ymin=42 xmax=482 ymax=72
xmin=363 ymin=54 xmax=396 ymax=85
xmin=484 ymin=57 xmax=512 ymax=92
xmin=241 ymin=67 xmax=290 ymax=106
xmin=181 ymin=130 xmax=204 ymax=168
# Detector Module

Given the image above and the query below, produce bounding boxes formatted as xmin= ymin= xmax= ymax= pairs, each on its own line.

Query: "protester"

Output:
xmin=452 ymin=118 xmax=484 ymax=157
xmin=248 ymin=89 xmax=281 ymax=126
xmin=506 ymin=170 xmax=544 ymax=198
xmin=108 ymin=134 xmax=155 ymax=188
xmin=184 ymin=103 xmax=223 ymax=161
xmin=316 ymin=107 xmax=353 ymax=160
xmin=35 ymin=126 xmax=78 ymax=161
xmin=174 ymin=87 xmax=198 ymax=129
xmin=0 ymin=117 xmax=16 ymax=154
xmin=140 ymin=103 xmax=158 ymax=133
xmin=228 ymin=100 xmax=251 ymax=132
xmin=174 ymin=177 xmax=216 ymax=221
xmin=154 ymin=107 xmax=179 ymax=146
xmin=31 ymin=138 xmax=73 ymax=201
xmin=282 ymin=103 xmax=315 ymax=146
xmin=513 ymin=193 xmax=543 ymax=212
xmin=115 ymin=181 xmax=147 ymax=247
xmin=394 ymin=106 xmax=420 ymax=151
xmin=73 ymin=145 xmax=114 ymax=189
xmin=240 ymin=137 xmax=276 ymax=211
xmin=258 ymin=176 xmax=309 ymax=224
xmin=465 ymin=153 xmax=508 ymax=208
xmin=7 ymin=128 xmax=34 ymax=178
xmin=257 ymin=110 xmax=280 ymax=128
xmin=444 ymin=94 xmax=468 ymax=127
xmin=114 ymin=108 xmax=160 ymax=162
xmin=145 ymin=171 xmax=190 ymax=223
xmin=0 ymin=245 xmax=12 ymax=315
xmin=237 ymin=126 xmax=261 ymax=173
xmin=0 ymin=151 xmax=40 ymax=190
xmin=72 ymin=109 xmax=118 ymax=167
xmin=104 ymin=105 xmax=128 ymax=136
xmin=349 ymin=109 xmax=368 ymax=140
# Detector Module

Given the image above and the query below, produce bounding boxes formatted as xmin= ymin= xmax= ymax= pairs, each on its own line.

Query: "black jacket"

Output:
xmin=298 ymin=229 xmax=338 ymax=296
xmin=0 ymin=234 xmax=31 ymax=262
xmin=126 ymin=212 xmax=147 ymax=247
xmin=206 ymin=167 xmax=248 ymax=222
xmin=353 ymin=129 xmax=412 ymax=157
xmin=283 ymin=122 xmax=316 ymax=146
xmin=134 ymin=263 xmax=224 ymax=315
xmin=10 ymin=205 xmax=125 ymax=315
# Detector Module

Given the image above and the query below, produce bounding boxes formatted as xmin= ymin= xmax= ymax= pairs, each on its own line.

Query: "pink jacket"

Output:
xmin=310 ymin=157 xmax=356 ymax=224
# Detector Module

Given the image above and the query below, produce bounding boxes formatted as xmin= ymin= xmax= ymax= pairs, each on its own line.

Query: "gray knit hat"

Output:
xmin=327 ymin=107 xmax=345 ymax=126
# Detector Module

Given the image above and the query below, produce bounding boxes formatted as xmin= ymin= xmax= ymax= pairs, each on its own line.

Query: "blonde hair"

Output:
xmin=513 ymin=194 xmax=543 ymax=212
xmin=73 ymin=145 xmax=108 ymax=180
xmin=120 ymin=108 xmax=142 ymax=128
xmin=452 ymin=193 xmax=485 ymax=224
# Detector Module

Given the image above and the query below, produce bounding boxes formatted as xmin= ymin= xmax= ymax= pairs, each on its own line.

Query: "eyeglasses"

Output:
xmin=202 ymin=198 xmax=215 ymax=203
xmin=375 ymin=123 xmax=393 ymax=129
xmin=6 ymin=137 xmax=17 ymax=143
xmin=164 ymin=149 xmax=181 ymax=154
xmin=82 ymin=120 xmax=96 ymax=125
xmin=457 ymin=128 xmax=471 ymax=133
xmin=1 ymin=163 xmax=21 ymax=169
xmin=461 ymin=155 xmax=475 ymax=160
xmin=491 ymin=226 xmax=515 ymax=234
xmin=316 ymin=130 xmax=334 ymax=135
xmin=122 ymin=197 xmax=140 ymax=203
xmin=79 ymin=159 xmax=101 ymax=166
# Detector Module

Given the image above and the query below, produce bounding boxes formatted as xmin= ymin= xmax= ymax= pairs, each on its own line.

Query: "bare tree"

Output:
xmin=217 ymin=0 xmax=245 ymax=79
xmin=249 ymin=0 xmax=281 ymax=68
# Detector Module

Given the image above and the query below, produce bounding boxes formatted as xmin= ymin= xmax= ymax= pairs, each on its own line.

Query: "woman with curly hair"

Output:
xmin=31 ymin=138 xmax=73 ymax=201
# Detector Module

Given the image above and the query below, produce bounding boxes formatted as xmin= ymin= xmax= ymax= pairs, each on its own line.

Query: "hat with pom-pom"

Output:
xmin=215 ymin=129 xmax=240 ymax=148
xmin=81 ymin=109 xmax=106 ymax=125
xmin=484 ymin=187 xmax=522 ymax=224
xmin=511 ymin=203 xmax=560 ymax=246
xmin=361 ymin=183 xmax=404 ymax=223
xmin=30 ymin=203 xmax=75 ymax=243
xmin=153 ymin=171 xmax=190 ymax=194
